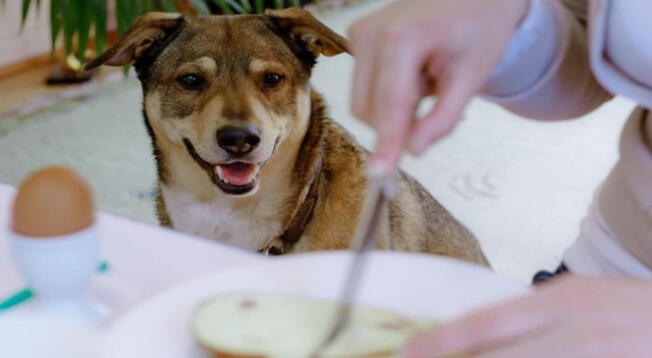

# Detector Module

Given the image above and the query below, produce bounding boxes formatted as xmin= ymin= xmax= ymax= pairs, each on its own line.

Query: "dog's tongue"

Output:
xmin=216 ymin=163 xmax=256 ymax=186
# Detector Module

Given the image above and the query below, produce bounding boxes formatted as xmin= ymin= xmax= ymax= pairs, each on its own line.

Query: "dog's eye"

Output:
xmin=262 ymin=72 xmax=284 ymax=88
xmin=177 ymin=74 xmax=204 ymax=90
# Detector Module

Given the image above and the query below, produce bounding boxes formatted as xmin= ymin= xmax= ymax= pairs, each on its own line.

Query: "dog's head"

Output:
xmin=86 ymin=9 xmax=348 ymax=196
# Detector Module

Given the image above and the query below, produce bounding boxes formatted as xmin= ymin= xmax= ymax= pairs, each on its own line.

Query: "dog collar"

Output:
xmin=259 ymin=154 xmax=323 ymax=256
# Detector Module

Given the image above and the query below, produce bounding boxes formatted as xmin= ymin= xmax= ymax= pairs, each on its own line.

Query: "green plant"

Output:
xmin=8 ymin=0 xmax=316 ymax=63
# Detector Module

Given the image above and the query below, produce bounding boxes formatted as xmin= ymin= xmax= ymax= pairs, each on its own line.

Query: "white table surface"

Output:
xmin=0 ymin=182 xmax=265 ymax=318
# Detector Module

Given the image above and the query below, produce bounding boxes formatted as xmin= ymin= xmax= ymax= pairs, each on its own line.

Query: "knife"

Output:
xmin=313 ymin=173 xmax=398 ymax=356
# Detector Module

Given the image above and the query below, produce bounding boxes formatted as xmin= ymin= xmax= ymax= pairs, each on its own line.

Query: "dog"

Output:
xmin=85 ymin=9 xmax=488 ymax=265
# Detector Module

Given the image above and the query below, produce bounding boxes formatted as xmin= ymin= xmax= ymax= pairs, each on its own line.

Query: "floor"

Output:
xmin=0 ymin=64 xmax=62 ymax=118
xmin=0 ymin=63 xmax=122 ymax=121
xmin=0 ymin=0 xmax=638 ymax=282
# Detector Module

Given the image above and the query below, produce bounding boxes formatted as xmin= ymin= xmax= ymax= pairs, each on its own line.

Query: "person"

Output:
xmin=348 ymin=0 xmax=652 ymax=356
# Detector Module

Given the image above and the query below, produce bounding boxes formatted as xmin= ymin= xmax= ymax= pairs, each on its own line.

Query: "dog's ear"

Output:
xmin=85 ymin=12 xmax=184 ymax=71
xmin=265 ymin=8 xmax=350 ymax=57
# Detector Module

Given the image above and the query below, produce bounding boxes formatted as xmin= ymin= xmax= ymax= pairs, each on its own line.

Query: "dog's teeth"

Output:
xmin=215 ymin=166 xmax=229 ymax=183
xmin=249 ymin=165 xmax=260 ymax=184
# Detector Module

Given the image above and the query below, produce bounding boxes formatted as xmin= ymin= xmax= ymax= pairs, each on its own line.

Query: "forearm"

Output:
xmin=483 ymin=0 xmax=613 ymax=120
xmin=564 ymin=109 xmax=652 ymax=276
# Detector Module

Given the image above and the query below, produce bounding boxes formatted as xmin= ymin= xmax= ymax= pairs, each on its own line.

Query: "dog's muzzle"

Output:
xmin=183 ymin=138 xmax=260 ymax=196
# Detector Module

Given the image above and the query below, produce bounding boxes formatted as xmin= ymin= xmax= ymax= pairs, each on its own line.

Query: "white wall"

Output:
xmin=0 ymin=0 xmax=51 ymax=68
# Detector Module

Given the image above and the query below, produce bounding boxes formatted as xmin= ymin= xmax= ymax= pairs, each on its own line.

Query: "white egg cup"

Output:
xmin=9 ymin=225 xmax=107 ymax=324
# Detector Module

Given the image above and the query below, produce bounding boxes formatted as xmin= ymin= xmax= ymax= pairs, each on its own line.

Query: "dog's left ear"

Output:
xmin=265 ymin=8 xmax=350 ymax=57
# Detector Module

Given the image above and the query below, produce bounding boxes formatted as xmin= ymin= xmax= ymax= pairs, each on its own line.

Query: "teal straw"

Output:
xmin=97 ymin=261 xmax=109 ymax=273
xmin=0 ymin=260 xmax=110 ymax=313
xmin=0 ymin=289 xmax=33 ymax=311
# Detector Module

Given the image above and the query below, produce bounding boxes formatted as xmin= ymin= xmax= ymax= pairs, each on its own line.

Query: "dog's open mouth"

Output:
xmin=214 ymin=162 xmax=259 ymax=195
xmin=183 ymin=138 xmax=260 ymax=196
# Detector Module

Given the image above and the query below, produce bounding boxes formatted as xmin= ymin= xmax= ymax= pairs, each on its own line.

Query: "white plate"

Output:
xmin=100 ymin=251 xmax=530 ymax=357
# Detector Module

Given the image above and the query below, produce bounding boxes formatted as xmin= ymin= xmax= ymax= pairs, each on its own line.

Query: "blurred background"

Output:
xmin=0 ymin=0 xmax=636 ymax=282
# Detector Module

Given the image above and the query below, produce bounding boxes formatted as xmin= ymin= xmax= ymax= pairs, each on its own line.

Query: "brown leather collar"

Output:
xmin=259 ymin=155 xmax=323 ymax=256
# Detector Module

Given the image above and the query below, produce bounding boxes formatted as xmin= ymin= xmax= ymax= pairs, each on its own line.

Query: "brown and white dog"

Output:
xmin=86 ymin=9 xmax=488 ymax=265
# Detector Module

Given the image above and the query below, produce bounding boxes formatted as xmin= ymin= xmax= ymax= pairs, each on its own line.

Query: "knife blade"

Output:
xmin=313 ymin=174 xmax=397 ymax=356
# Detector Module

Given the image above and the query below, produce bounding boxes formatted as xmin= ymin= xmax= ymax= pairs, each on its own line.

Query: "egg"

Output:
xmin=12 ymin=167 xmax=94 ymax=237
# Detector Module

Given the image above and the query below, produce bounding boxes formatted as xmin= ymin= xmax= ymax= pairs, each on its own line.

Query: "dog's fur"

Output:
xmin=86 ymin=10 xmax=488 ymax=265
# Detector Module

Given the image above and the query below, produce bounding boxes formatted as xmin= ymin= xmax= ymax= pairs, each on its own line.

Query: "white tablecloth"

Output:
xmin=0 ymin=182 xmax=265 ymax=318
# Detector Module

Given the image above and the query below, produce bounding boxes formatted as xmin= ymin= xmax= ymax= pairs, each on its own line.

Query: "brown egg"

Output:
xmin=12 ymin=167 xmax=94 ymax=237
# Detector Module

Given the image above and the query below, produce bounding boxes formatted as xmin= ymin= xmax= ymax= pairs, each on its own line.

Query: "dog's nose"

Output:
xmin=216 ymin=126 xmax=260 ymax=156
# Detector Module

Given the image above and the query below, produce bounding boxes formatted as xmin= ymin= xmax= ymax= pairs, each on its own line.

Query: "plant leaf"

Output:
xmin=273 ymin=0 xmax=284 ymax=10
xmin=49 ymin=0 xmax=62 ymax=52
xmin=208 ymin=0 xmax=231 ymax=15
xmin=131 ymin=1 xmax=140 ymax=25
xmin=132 ymin=0 xmax=142 ymax=17
xmin=20 ymin=0 xmax=33 ymax=32
xmin=161 ymin=0 xmax=176 ymax=12
xmin=253 ymin=0 xmax=263 ymax=14
xmin=77 ymin=0 xmax=93 ymax=62
xmin=92 ymin=0 xmax=107 ymax=55
xmin=291 ymin=0 xmax=300 ymax=8
xmin=238 ymin=0 xmax=252 ymax=13
xmin=224 ymin=0 xmax=244 ymax=14
xmin=141 ymin=0 xmax=155 ymax=13
xmin=115 ymin=0 xmax=131 ymax=35
xmin=61 ymin=0 xmax=77 ymax=55
xmin=189 ymin=0 xmax=210 ymax=15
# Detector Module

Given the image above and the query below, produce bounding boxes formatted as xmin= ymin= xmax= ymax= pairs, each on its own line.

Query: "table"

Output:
xmin=0 ymin=182 xmax=265 ymax=318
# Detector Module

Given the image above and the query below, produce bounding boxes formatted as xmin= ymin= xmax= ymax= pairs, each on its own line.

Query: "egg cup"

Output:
xmin=9 ymin=225 xmax=106 ymax=323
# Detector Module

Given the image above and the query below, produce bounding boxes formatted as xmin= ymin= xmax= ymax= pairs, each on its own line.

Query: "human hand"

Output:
xmin=348 ymin=0 xmax=530 ymax=173
xmin=402 ymin=275 xmax=652 ymax=357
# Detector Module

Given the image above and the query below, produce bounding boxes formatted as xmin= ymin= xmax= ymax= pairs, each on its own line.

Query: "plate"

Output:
xmin=100 ymin=251 xmax=529 ymax=357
